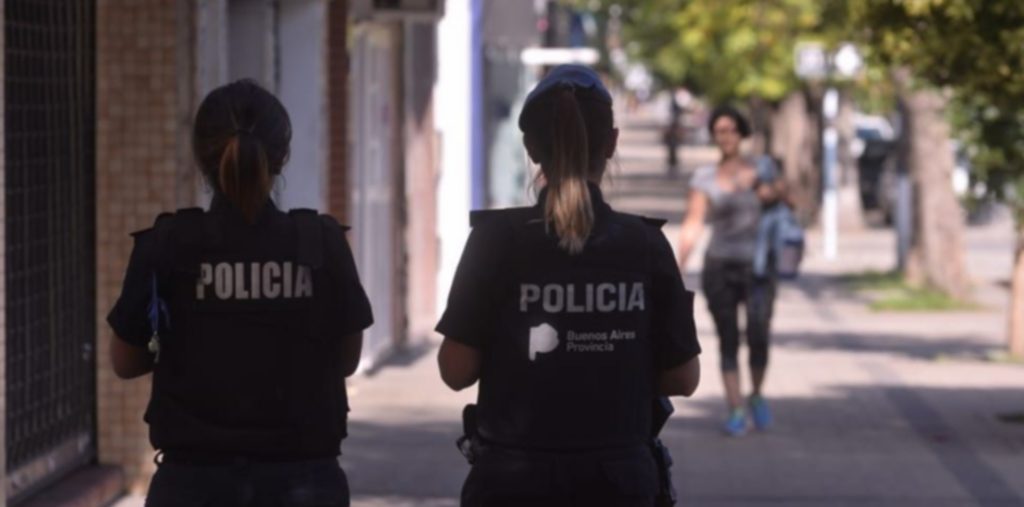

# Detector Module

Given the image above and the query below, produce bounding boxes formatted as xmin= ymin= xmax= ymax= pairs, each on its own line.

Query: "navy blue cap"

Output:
xmin=519 ymin=65 xmax=612 ymax=131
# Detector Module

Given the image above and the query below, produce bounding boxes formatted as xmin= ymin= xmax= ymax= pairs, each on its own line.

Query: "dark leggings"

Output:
xmin=701 ymin=257 xmax=776 ymax=372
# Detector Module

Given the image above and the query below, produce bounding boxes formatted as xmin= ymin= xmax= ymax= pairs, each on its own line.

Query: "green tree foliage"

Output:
xmin=847 ymin=0 xmax=1024 ymax=212
xmin=581 ymin=0 xmax=834 ymax=103
xmin=846 ymin=0 xmax=1024 ymax=357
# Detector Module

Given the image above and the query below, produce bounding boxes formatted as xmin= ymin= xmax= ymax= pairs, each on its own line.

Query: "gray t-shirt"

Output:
xmin=690 ymin=165 xmax=762 ymax=262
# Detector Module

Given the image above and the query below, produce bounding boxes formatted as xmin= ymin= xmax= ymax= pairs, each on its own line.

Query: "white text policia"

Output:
xmin=196 ymin=261 xmax=313 ymax=300
xmin=519 ymin=282 xmax=645 ymax=313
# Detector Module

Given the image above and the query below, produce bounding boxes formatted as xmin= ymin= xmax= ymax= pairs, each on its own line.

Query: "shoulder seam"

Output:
xmin=317 ymin=213 xmax=351 ymax=232
xmin=615 ymin=211 xmax=667 ymax=229
xmin=469 ymin=207 xmax=533 ymax=228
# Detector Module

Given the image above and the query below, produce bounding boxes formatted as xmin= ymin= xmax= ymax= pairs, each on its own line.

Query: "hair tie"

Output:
xmin=234 ymin=124 xmax=255 ymax=136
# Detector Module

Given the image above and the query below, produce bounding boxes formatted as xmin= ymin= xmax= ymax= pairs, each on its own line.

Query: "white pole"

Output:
xmin=435 ymin=0 xmax=473 ymax=315
xmin=822 ymin=88 xmax=840 ymax=260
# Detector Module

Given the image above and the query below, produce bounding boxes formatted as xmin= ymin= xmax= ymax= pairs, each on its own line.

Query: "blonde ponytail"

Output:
xmin=543 ymin=88 xmax=594 ymax=255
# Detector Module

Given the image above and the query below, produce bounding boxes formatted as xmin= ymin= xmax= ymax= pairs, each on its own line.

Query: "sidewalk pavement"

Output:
xmin=115 ymin=105 xmax=1024 ymax=507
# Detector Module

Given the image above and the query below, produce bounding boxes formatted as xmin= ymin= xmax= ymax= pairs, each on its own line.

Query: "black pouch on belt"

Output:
xmin=457 ymin=404 xmax=479 ymax=464
xmin=652 ymin=397 xmax=677 ymax=506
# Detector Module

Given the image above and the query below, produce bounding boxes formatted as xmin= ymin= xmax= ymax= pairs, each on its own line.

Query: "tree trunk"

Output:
xmin=897 ymin=78 xmax=971 ymax=299
xmin=769 ymin=89 xmax=821 ymax=225
xmin=1009 ymin=217 xmax=1024 ymax=358
xmin=768 ymin=92 xmax=800 ymax=166
xmin=747 ymin=96 xmax=772 ymax=155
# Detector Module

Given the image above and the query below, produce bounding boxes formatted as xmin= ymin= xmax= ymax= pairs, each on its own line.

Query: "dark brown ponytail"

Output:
xmin=194 ymin=80 xmax=291 ymax=223
xmin=217 ymin=132 xmax=273 ymax=221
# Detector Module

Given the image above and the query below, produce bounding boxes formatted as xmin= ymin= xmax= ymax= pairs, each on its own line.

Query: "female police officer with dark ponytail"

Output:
xmin=107 ymin=79 xmax=373 ymax=507
xmin=437 ymin=65 xmax=702 ymax=506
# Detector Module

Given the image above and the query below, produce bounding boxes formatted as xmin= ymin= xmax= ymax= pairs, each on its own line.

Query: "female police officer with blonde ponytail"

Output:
xmin=437 ymin=65 xmax=702 ymax=506
xmin=106 ymin=79 xmax=373 ymax=506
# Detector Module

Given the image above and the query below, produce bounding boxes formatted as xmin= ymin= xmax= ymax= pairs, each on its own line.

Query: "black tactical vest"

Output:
xmin=471 ymin=200 xmax=667 ymax=451
xmin=144 ymin=205 xmax=349 ymax=460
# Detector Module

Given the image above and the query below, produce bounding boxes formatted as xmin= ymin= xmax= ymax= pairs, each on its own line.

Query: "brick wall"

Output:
xmin=327 ymin=0 xmax=349 ymax=222
xmin=95 ymin=0 xmax=195 ymax=493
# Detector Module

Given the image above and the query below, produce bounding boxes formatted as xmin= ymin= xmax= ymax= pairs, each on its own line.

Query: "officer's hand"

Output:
xmin=340 ymin=332 xmax=364 ymax=377
xmin=110 ymin=334 xmax=155 ymax=379
xmin=438 ymin=338 xmax=481 ymax=391
xmin=659 ymin=355 xmax=700 ymax=397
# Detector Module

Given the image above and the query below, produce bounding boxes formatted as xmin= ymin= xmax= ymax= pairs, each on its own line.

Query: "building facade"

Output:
xmin=2 ymin=1 xmax=447 ymax=504
xmin=1 ymin=0 xmax=351 ymax=504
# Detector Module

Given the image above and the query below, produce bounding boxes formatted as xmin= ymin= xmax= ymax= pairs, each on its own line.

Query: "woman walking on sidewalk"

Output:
xmin=437 ymin=65 xmax=702 ymax=506
xmin=107 ymin=80 xmax=373 ymax=506
xmin=677 ymin=106 xmax=787 ymax=437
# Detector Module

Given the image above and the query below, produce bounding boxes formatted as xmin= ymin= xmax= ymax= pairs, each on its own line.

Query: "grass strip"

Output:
xmin=842 ymin=270 xmax=978 ymax=312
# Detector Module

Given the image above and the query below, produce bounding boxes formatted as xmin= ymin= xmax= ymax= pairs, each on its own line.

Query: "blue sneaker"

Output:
xmin=749 ymin=395 xmax=773 ymax=431
xmin=722 ymin=408 xmax=747 ymax=437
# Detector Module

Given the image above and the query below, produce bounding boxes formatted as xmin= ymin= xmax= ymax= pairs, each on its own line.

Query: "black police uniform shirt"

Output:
xmin=436 ymin=183 xmax=700 ymax=450
xmin=107 ymin=195 xmax=373 ymax=460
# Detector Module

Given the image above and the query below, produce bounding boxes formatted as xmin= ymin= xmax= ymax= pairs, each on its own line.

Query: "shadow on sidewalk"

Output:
xmin=773 ymin=331 xmax=1002 ymax=363
xmin=341 ymin=419 xmax=465 ymax=500
xmin=682 ymin=272 xmax=867 ymax=305
xmin=778 ymin=273 xmax=870 ymax=305
xmin=665 ymin=385 xmax=1024 ymax=505
xmin=363 ymin=340 xmax=437 ymax=378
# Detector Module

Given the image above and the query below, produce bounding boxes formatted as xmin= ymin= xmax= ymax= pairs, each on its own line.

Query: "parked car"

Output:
xmin=853 ymin=113 xmax=991 ymax=225
xmin=850 ymin=114 xmax=895 ymax=159
xmin=854 ymin=115 xmax=898 ymax=223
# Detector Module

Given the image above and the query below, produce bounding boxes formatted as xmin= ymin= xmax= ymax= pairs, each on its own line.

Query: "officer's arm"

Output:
xmin=340 ymin=332 xmax=364 ymax=377
xmin=659 ymin=355 xmax=700 ymax=397
xmin=437 ymin=337 xmax=480 ymax=391
xmin=677 ymin=189 xmax=707 ymax=269
xmin=110 ymin=334 xmax=154 ymax=379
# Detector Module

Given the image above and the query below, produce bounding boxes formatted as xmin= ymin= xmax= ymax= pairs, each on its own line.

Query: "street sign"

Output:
xmin=521 ymin=47 xmax=600 ymax=66
xmin=833 ymin=43 xmax=863 ymax=79
xmin=794 ymin=42 xmax=827 ymax=80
